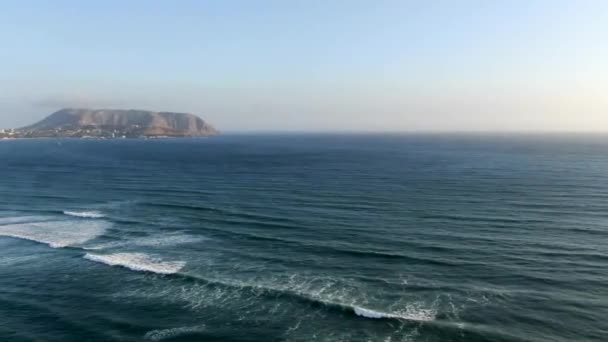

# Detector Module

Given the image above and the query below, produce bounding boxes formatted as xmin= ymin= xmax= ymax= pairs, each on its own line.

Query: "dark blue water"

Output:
xmin=0 ymin=134 xmax=606 ymax=341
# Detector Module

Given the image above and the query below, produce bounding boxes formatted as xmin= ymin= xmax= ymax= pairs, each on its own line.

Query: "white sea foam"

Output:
xmin=354 ymin=307 xmax=391 ymax=319
xmin=144 ymin=325 xmax=206 ymax=341
xmin=0 ymin=220 xmax=109 ymax=248
xmin=133 ymin=233 xmax=208 ymax=247
xmin=63 ymin=210 xmax=105 ymax=218
xmin=0 ymin=215 xmax=55 ymax=225
xmin=83 ymin=252 xmax=185 ymax=274
xmin=354 ymin=305 xmax=435 ymax=321
xmin=82 ymin=232 xmax=207 ymax=250
xmin=274 ymin=274 xmax=436 ymax=322
xmin=114 ymin=271 xmax=435 ymax=325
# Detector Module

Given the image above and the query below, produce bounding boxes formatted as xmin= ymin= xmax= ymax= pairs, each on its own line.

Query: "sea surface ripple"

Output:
xmin=0 ymin=134 xmax=607 ymax=341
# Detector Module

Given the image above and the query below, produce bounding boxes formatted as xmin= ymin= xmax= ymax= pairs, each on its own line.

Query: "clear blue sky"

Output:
xmin=1 ymin=0 xmax=607 ymax=131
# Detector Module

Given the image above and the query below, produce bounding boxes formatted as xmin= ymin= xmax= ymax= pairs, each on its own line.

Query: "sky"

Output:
xmin=0 ymin=0 xmax=607 ymax=132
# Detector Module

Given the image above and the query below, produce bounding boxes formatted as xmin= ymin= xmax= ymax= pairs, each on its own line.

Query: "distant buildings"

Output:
xmin=0 ymin=129 xmax=16 ymax=139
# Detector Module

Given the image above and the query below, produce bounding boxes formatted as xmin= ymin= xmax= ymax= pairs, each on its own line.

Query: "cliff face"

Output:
xmin=21 ymin=108 xmax=218 ymax=137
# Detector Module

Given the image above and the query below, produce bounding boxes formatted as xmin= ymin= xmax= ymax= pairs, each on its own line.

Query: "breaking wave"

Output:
xmin=353 ymin=305 xmax=435 ymax=321
xmin=63 ymin=211 xmax=105 ymax=218
xmin=120 ymin=271 xmax=438 ymax=323
xmin=144 ymin=325 xmax=206 ymax=341
xmin=83 ymin=252 xmax=186 ymax=274
xmin=0 ymin=220 xmax=109 ymax=248
xmin=294 ymin=296 xmax=436 ymax=322
xmin=83 ymin=232 xmax=207 ymax=250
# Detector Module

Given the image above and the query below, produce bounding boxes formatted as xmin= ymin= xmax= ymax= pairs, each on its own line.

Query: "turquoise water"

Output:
xmin=0 ymin=134 xmax=606 ymax=341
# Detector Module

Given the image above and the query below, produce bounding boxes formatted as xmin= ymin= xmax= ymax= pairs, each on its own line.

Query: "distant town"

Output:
xmin=0 ymin=129 xmax=17 ymax=139
xmin=0 ymin=126 xmax=165 ymax=139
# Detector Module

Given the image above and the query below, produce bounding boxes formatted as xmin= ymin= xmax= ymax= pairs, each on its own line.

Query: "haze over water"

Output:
xmin=2 ymin=1 xmax=607 ymax=131
xmin=0 ymin=134 xmax=606 ymax=341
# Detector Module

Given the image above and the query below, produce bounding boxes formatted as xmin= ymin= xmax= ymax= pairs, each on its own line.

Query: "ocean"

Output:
xmin=0 ymin=134 xmax=606 ymax=342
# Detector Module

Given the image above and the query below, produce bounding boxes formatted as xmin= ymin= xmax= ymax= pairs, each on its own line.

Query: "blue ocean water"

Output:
xmin=0 ymin=134 xmax=606 ymax=342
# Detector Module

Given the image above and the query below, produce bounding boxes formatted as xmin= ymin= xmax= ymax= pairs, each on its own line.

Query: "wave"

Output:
xmin=129 ymin=271 xmax=437 ymax=323
xmin=353 ymin=306 xmax=435 ymax=321
xmin=144 ymin=325 xmax=206 ymax=341
xmin=354 ymin=306 xmax=399 ymax=319
xmin=84 ymin=252 xmax=186 ymax=274
xmin=63 ymin=210 xmax=105 ymax=218
xmin=82 ymin=232 xmax=208 ymax=250
xmin=133 ymin=233 xmax=207 ymax=247
xmin=0 ymin=220 xmax=109 ymax=248
xmin=289 ymin=296 xmax=436 ymax=322
xmin=0 ymin=215 xmax=57 ymax=226
xmin=143 ymin=202 xmax=298 ymax=226
xmin=187 ymin=224 xmax=458 ymax=267
xmin=0 ymin=255 xmax=40 ymax=267
xmin=144 ymin=202 xmax=224 ymax=215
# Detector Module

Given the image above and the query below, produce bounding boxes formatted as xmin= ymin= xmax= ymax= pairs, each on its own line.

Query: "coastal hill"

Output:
xmin=12 ymin=108 xmax=218 ymax=138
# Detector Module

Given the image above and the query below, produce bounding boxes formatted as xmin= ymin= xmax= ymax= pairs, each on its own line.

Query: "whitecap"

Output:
xmin=133 ymin=233 xmax=208 ymax=247
xmin=354 ymin=306 xmax=391 ymax=319
xmin=144 ymin=325 xmax=206 ymax=341
xmin=0 ymin=220 xmax=109 ymax=248
xmin=82 ymin=232 xmax=206 ymax=251
xmin=269 ymin=274 xmax=436 ymax=322
xmin=354 ymin=304 xmax=435 ymax=321
xmin=83 ymin=252 xmax=185 ymax=274
xmin=63 ymin=210 xmax=105 ymax=218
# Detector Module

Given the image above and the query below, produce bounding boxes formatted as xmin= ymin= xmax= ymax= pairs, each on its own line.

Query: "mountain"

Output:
xmin=18 ymin=108 xmax=218 ymax=138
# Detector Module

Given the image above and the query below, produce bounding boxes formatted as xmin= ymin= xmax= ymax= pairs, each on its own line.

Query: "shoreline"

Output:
xmin=0 ymin=135 xmax=215 ymax=140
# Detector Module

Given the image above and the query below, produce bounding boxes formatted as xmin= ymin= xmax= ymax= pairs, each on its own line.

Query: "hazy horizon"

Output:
xmin=1 ymin=1 xmax=607 ymax=132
